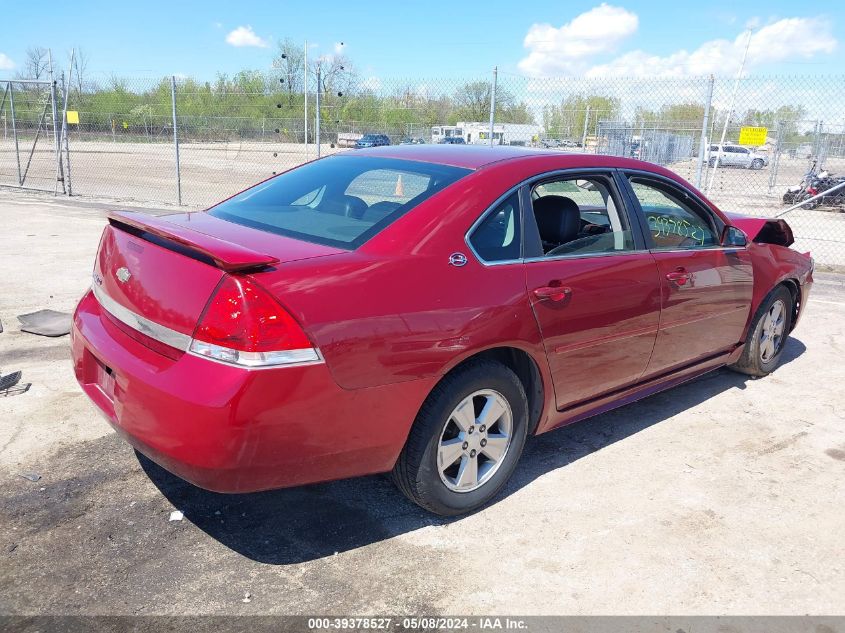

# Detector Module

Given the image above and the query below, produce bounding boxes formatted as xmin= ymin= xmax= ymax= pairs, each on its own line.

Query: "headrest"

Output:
xmin=533 ymin=195 xmax=581 ymax=245
xmin=318 ymin=195 xmax=368 ymax=218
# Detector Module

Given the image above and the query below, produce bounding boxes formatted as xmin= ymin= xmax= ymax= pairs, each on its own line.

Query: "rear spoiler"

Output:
xmin=108 ymin=211 xmax=280 ymax=272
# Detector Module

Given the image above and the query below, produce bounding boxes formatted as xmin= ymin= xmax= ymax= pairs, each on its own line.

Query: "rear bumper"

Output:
xmin=71 ymin=290 xmax=432 ymax=493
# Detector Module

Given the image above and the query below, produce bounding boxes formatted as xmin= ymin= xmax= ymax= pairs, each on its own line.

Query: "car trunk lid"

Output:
xmin=94 ymin=211 xmax=345 ymax=339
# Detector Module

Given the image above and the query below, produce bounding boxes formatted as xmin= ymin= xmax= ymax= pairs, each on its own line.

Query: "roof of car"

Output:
xmin=346 ymin=144 xmax=670 ymax=172
xmin=350 ymin=144 xmax=560 ymax=169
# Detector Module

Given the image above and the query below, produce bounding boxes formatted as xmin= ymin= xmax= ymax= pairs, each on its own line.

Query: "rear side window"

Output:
xmin=209 ymin=156 xmax=470 ymax=249
xmin=469 ymin=193 xmax=521 ymax=262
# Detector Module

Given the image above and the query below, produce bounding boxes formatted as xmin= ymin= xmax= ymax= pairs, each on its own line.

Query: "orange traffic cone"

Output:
xmin=394 ymin=174 xmax=404 ymax=197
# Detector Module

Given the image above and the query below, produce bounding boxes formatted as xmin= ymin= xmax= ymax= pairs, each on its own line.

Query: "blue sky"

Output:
xmin=0 ymin=0 xmax=841 ymax=80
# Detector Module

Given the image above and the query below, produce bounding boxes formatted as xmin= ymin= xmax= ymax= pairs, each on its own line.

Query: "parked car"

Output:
xmin=72 ymin=146 xmax=812 ymax=516
xmin=439 ymin=136 xmax=466 ymax=144
xmin=400 ymin=137 xmax=425 ymax=145
xmin=707 ymin=144 xmax=769 ymax=169
xmin=541 ymin=138 xmax=562 ymax=148
xmin=355 ymin=133 xmax=390 ymax=148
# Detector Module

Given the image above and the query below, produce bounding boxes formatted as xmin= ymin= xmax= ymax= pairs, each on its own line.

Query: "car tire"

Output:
xmin=751 ymin=158 xmax=764 ymax=170
xmin=709 ymin=157 xmax=717 ymax=167
xmin=729 ymin=285 xmax=793 ymax=377
xmin=391 ymin=360 xmax=529 ymax=516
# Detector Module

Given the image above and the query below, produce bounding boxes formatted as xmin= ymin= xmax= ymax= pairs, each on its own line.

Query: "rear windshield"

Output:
xmin=209 ymin=155 xmax=471 ymax=249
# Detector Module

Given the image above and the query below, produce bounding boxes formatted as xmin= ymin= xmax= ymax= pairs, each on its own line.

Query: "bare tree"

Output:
xmin=20 ymin=46 xmax=50 ymax=79
xmin=315 ymin=54 xmax=356 ymax=98
xmin=273 ymin=38 xmax=304 ymax=106
xmin=72 ymin=48 xmax=90 ymax=95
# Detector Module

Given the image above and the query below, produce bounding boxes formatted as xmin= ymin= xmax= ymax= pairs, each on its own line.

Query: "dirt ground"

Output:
xmin=1 ymin=193 xmax=844 ymax=616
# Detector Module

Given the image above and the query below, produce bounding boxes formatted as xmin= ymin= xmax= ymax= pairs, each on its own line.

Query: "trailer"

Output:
xmin=456 ymin=122 xmax=543 ymax=146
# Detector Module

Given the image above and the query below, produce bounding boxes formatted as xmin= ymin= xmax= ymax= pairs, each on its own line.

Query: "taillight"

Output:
xmin=189 ymin=276 xmax=320 ymax=368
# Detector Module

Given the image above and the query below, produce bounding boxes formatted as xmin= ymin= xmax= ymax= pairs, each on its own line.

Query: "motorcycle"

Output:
xmin=783 ymin=160 xmax=817 ymax=205
xmin=796 ymin=170 xmax=845 ymax=209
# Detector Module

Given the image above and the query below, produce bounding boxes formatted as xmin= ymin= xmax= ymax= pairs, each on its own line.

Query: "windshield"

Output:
xmin=209 ymin=155 xmax=471 ymax=249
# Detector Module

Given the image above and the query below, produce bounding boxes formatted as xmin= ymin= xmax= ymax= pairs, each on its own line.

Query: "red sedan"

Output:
xmin=71 ymin=146 xmax=813 ymax=516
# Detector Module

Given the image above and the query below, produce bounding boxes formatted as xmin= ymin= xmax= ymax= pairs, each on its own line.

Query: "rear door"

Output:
xmin=621 ymin=172 xmax=753 ymax=377
xmin=521 ymin=170 xmax=661 ymax=410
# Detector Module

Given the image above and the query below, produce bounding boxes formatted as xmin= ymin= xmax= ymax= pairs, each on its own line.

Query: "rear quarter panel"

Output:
xmin=251 ymin=160 xmax=558 ymax=392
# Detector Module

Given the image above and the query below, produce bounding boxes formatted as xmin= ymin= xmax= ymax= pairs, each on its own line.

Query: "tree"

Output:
xmin=273 ymin=38 xmax=304 ymax=106
xmin=453 ymin=81 xmax=515 ymax=122
xmin=544 ymin=94 xmax=620 ymax=139
xmin=71 ymin=48 xmax=90 ymax=96
xmin=741 ymin=105 xmax=806 ymax=142
xmin=314 ymin=54 xmax=355 ymax=98
xmin=21 ymin=46 xmax=50 ymax=79
xmin=636 ymin=102 xmax=705 ymax=128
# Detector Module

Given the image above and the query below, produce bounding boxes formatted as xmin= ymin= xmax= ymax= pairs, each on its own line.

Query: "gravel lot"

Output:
xmin=1 ymin=193 xmax=844 ymax=616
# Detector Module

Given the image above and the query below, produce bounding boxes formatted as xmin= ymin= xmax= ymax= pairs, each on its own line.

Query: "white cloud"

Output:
xmin=333 ymin=42 xmax=345 ymax=55
xmin=518 ymin=4 xmax=638 ymax=76
xmin=585 ymin=17 xmax=837 ymax=77
xmin=225 ymin=25 xmax=269 ymax=48
xmin=0 ymin=53 xmax=15 ymax=70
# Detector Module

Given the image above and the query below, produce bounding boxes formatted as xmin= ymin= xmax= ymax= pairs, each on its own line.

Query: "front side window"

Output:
xmin=469 ymin=192 xmax=521 ymax=262
xmin=529 ymin=175 xmax=635 ymax=257
xmin=209 ymin=156 xmax=470 ymax=249
xmin=627 ymin=176 xmax=719 ymax=250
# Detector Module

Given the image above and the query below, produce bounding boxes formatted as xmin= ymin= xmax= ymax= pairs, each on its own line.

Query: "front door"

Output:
xmin=523 ymin=171 xmax=661 ymax=410
xmin=622 ymin=173 xmax=754 ymax=377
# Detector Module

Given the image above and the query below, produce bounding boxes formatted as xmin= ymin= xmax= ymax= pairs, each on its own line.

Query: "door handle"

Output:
xmin=533 ymin=285 xmax=572 ymax=301
xmin=666 ymin=268 xmax=691 ymax=286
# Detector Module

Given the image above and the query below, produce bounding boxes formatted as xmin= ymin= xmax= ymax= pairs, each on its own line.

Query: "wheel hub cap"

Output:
xmin=437 ymin=389 xmax=513 ymax=493
xmin=760 ymin=299 xmax=786 ymax=362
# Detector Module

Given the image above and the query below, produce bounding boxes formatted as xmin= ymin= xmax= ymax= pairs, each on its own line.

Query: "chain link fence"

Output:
xmin=2 ymin=72 xmax=844 ymax=265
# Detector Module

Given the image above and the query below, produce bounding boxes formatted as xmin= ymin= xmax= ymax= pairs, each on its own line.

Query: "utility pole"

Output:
xmin=695 ymin=74 xmax=714 ymax=188
xmin=316 ymin=64 xmax=321 ymax=158
xmin=171 ymin=76 xmax=182 ymax=205
xmin=488 ymin=66 xmax=497 ymax=146
xmin=581 ymin=105 xmax=590 ymax=149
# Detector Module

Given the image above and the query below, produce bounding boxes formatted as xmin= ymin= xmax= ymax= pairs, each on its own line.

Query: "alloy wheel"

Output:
xmin=760 ymin=299 xmax=786 ymax=362
xmin=437 ymin=390 xmax=513 ymax=493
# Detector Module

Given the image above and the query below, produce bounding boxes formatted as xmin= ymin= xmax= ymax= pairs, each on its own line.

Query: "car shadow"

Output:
xmin=139 ymin=337 xmax=806 ymax=565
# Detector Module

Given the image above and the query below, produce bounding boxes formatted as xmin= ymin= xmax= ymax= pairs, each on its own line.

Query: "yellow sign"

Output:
xmin=738 ymin=126 xmax=768 ymax=146
xmin=66 ymin=110 xmax=79 ymax=124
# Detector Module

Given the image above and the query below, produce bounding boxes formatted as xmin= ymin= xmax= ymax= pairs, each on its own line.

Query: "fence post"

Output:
xmin=768 ymin=120 xmax=782 ymax=194
xmin=170 ymin=76 xmax=182 ymax=206
xmin=59 ymin=53 xmax=75 ymax=196
xmin=49 ymin=80 xmax=66 ymax=194
xmin=581 ymin=105 xmax=590 ymax=149
xmin=316 ymin=65 xmax=321 ymax=158
xmin=695 ymin=74 xmax=714 ymax=189
xmin=488 ymin=66 xmax=497 ymax=146
xmin=8 ymin=83 xmax=22 ymax=185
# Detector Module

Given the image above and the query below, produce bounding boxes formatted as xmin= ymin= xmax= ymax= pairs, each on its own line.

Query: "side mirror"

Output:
xmin=722 ymin=225 xmax=748 ymax=247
